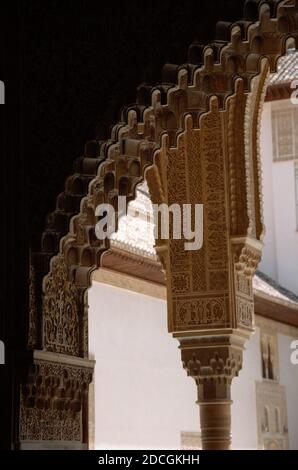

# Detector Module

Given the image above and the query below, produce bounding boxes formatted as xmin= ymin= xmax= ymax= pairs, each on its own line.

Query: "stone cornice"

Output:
xmin=265 ymin=82 xmax=293 ymax=102
xmin=33 ymin=350 xmax=95 ymax=370
xmin=92 ymin=267 xmax=166 ymax=300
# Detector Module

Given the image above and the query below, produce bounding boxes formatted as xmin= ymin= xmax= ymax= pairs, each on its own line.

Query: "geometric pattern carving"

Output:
xmin=43 ymin=255 xmax=80 ymax=356
xmin=20 ymin=358 xmax=92 ymax=442
xmin=148 ymin=103 xmax=230 ymax=333
xmin=233 ymin=243 xmax=262 ymax=329
xmin=20 ymin=398 xmax=81 ymax=442
xmin=174 ymin=295 xmax=228 ymax=330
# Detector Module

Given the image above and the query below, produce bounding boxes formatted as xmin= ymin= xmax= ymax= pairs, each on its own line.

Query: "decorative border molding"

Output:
xmin=92 ymin=268 xmax=167 ymax=300
xmin=265 ymin=83 xmax=292 ymax=102
xmin=254 ymin=289 xmax=298 ymax=311
xmin=33 ymin=350 xmax=95 ymax=369
xmin=19 ymin=441 xmax=88 ymax=450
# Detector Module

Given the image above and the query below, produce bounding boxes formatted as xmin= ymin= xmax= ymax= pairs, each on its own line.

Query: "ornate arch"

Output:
xmin=25 ymin=0 xmax=298 ymax=450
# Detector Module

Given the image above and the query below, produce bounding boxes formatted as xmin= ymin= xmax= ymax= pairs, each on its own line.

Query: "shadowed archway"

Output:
xmin=24 ymin=0 xmax=298 ymax=450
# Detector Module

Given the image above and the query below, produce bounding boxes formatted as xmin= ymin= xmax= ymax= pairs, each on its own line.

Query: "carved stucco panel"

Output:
xmin=43 ymin=255 xmax=80 ymax=356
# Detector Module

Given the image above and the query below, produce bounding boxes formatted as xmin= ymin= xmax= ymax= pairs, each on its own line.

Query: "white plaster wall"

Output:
xmin=89 ymin=280 xmax=286 ymax=450
xmin=89 ymin=281 xmax=298 ymax=449
xmin=272 ymin=160 xmax=298 ymax=295
xmin=88 ymin=280 xmax=198 ymax=450
xmin=231 ymin=328 xmax=262 ymax=450
xmin=260 ymin=100 xmax=298 ymax=295
xmin=259 ymin=102 xmax=278 ymax=281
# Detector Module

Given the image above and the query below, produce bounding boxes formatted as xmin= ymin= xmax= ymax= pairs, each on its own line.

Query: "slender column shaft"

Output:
xmin=179 ymin=334 xmax=245 ymax=451
xmin=199 ymin=401 xmax=232 ymax=450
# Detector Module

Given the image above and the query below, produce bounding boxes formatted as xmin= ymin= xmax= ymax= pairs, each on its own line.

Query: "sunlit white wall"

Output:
xmin=260 ymin=100 xmax=298 ymax=295
xmin=88 ymin=279 xmax=298 ymax=450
